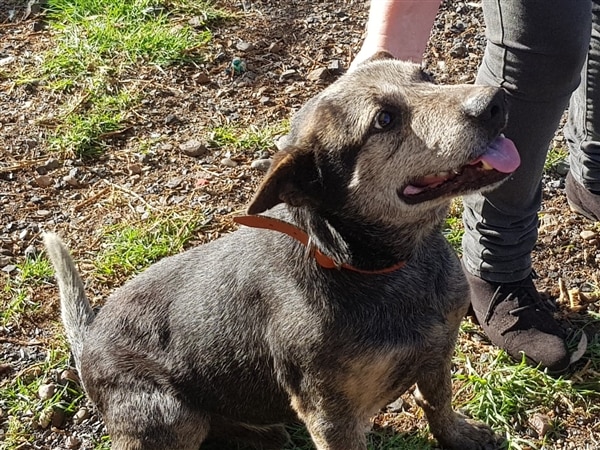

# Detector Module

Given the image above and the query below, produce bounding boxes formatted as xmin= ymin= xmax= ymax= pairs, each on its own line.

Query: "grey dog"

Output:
xmin=44 ymin=53 xmax=520 ymax=450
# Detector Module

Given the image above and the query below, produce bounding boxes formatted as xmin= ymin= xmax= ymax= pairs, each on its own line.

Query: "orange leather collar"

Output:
xmin=234 ymin=215 xmax=406 ymax=274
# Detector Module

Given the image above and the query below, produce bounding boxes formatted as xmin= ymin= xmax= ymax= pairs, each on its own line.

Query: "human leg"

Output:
xmin=565 ymin=0 xmax=600 ymax=220
xmin=462 ymin=0 xmax=592 ymax=372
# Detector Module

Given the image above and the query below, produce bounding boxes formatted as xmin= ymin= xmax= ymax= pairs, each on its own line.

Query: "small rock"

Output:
xmin=307 ymin=67 xmax=330 ymax=81
xmin=52 ymin=408 xmax=65 ymax=428
xmin=35 ymin=158 xmax=60 ymax=175
xmin=259 ymin=96 xmax=271 ymax=104
xmin=179 ymin=139 xmax=208 ymax=157
xmin=328 ymin=59 xmax=342 ymax=73
xmin=450 ymin=43 xmax=468 ymax=58
xmin=2 ymin=265 xmax=16 ymax=274
xmin=36 ymin=210 xmax=52 ymax=218
xmin=0 ymin=363 xmax=12 ymax=376
xmin=139 ymin=153 xmax=153 ymax=164
xmin=23 ymin=0 xmax=46 ymax=20
xmin=0 ymin=256 xmax=11 ymax=266
xmin=188 ymin=16 xmax=205 ymax=27
xmin=279 ymin=69 xmax=297 ymax=81
xmin=72 ymin=407 xmax=90 ymax=425
xmin=65 ymin=435 xmax=81 ymax=449
xmin=24 ymin=245 xmax=37 ymax=259
xmin=221 ymin=158 xmax=238 ymax=168
xmin=35 ymin=175 xmax=53 ymax=188
xmin=38 ymin=383 xmax=56 ymax=400
xmin=251 ymin=158 xmax=272 ymax=172
xmin=19 ymin=228 xmax=31 ymax=241
xmin=128 ymin=163 xmax=142 ymax=175
xmin=236 ymin=41 xmax=254 ymax=52
xmin=59 ymin=369 xmax=79 ymax=384
xmin=45 ymin=158 xmax=61 ymax=171
xmin=63 ymin=174 xmax=81 ymax=187
xmin=580 ymin=230 xmax=597 ymax=241
xmin=554 ymin=160 xmax=570 ymax=176
xmin=38 ymin=408 xmax=53 ymax=429
xmin=166 ymin=177 xmax=183 ymax=189
xmin=529 ymin=412 xmax=553 ymax=438
xmin=164 ymin=114 xmax=181 ymax=126
xmin=268 ymin=42 xmax=282 ymax=53
xmin=0 ymin=56 xmax=15 ymax=67
xmin=386 ymin=397 xmax=405 ymax=413
xmin=31 ymin=20 xmax=45 ymax=32
xmin=194 ymin=72 xmax=211 ymax=84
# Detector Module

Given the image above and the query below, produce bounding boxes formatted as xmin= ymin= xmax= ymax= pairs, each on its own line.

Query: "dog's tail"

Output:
xmin=43 ymin=232 xmax=95 ymax=370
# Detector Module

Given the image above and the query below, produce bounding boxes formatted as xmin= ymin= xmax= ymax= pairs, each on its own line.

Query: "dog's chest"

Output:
xmin=335 ymin=345 xmax=429 ymax=420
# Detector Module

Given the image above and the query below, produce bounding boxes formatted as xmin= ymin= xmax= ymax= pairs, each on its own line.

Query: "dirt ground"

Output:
xmin=1 ymin=0 xmax=600 ymax=449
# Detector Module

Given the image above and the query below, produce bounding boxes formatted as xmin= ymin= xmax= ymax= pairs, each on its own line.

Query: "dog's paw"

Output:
xmin=435 ymin=416 xmax=504 ymax=450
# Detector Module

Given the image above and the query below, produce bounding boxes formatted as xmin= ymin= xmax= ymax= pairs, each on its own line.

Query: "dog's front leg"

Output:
xmin=414 ymin=358 xmax=500 ymax=450
xmin=290 ymin=394 xmax=368 ymax=450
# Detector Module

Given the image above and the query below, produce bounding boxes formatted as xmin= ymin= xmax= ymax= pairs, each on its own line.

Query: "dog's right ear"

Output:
xmin=247 ymin=147 xmax=320 ymax=214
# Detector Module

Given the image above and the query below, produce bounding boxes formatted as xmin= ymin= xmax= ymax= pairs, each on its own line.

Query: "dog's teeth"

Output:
xmin=480 ymin=161 xmax=494 ymax=170
xmin=436 ymin=171 xmax=451 ymax=178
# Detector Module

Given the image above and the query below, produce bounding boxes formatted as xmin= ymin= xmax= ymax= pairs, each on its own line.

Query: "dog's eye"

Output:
xmin=374 ymin=111 xmax=394 ymax=130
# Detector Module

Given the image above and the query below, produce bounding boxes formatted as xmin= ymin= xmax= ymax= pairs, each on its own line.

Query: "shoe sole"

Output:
xmin=567 ymin=198 xmax=598 ymax=221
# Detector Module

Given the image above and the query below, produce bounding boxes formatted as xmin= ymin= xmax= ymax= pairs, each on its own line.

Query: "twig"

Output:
xmin=0 ymin=336 xmax=44 ymax=346
xmin=102 ymin=179 xmax=159 ymax=211
xmin=73 ymin=187 xmax=111 ymax=212
xmin=0 ymin=157 xmax=47 ymax=174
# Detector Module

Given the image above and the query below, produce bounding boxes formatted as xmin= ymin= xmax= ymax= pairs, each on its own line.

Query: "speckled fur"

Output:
xmin=44 ymin=54 xmax=507 ymax=450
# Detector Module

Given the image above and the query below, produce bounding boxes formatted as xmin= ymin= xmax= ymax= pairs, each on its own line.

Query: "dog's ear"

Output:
xmin=247 ymin=148 xmax=320 ymax=214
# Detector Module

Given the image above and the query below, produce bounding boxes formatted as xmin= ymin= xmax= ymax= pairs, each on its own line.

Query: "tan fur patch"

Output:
xmin=339 ymin=350 xmax=410 ymax=421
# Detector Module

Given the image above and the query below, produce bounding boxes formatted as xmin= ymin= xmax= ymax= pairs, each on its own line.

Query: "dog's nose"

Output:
xmin=462 ymin=89 xmax=506 ymax=129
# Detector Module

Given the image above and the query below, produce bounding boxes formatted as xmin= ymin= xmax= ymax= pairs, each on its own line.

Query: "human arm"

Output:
xmin=352 ymin=0 xmax=442 ymax=66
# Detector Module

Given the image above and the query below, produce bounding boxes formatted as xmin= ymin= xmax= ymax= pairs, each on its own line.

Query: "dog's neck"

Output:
xmin=234 ymin=214 xmax=407 ymax=274
xmin=286 ymin=205 xmax=444 ymax=272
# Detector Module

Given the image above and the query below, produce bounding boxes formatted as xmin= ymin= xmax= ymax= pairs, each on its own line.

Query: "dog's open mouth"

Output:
xmin=399 ymin=136 xmax=520 ymax=204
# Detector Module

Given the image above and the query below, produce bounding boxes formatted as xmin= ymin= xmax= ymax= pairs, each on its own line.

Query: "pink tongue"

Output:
xmin=478 ymin=136 xmax=521 ymax=173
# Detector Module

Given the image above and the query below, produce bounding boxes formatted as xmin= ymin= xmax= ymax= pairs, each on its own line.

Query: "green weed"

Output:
xmin=94 ymin=211 xmax=201 ymax=281
xmin=1 ymin=255 xmax=54 ymax=327
xmin=208 ymin=121 xmax=290 ymax=154
xmin=443 ymin=198 xmax=465 ymax=254
xmin=29 ymin=0 xmax=227 ymax=157
xmin=0 ymin=344 xmax=81 ymax=450
xmin=453 ymin=346 xmax=600 ymax=450
xmin=544 ymin=146 xmax=568 ymax=174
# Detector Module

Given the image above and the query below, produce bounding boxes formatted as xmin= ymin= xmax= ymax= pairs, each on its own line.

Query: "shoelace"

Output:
xmin=483 ymin=272 xmax=553 ymax=324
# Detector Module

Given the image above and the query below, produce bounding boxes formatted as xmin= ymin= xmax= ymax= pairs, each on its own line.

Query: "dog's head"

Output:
xmin=247 ymin=52 xmax=520 ymax=229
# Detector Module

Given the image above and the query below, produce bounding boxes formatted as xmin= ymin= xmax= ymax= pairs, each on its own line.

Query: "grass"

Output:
xmin=0 ymin=343 xmax=79 ymax=450
xmin=1 ymin=211 xmax=202 ymax=450
xmin=283 ymin=426 xmax=434 ymax=450
xmin=94 ymin=211 xmax=202 ymax=281
xmin=1 ymin=254 xmax=55 ymax=328
xmin=443 ymin=198 xmax=465 ymax=254
xmin=544 ymin=145 xmax=569 ymax=174
xmin=455 ymin=321 xmax=600 ymax=450
xmin=18 ymin=0 xmax=228 ymax=158
xmin=207 ymin=121 xmax=290 ymax=153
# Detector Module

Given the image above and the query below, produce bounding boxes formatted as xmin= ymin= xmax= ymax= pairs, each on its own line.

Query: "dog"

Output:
xmin=44 ymin=52 xmax=520 ymax=450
